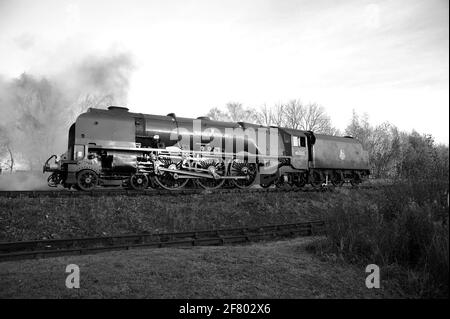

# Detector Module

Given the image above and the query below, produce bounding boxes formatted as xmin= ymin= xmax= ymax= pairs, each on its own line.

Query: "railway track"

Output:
xmin=1 ymin=181 xmax=447 ymax=198
xmin=0 ymin=220 xmax=326 ymax=262
xmin=0 ymin=183 xmax=383 ymax=198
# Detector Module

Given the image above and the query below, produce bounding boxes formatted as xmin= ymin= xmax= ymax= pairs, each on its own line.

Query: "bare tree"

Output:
xmin=65 ymin=93 xmax=114 ymax=128
xmin=301 ymin=103 xmax=335 ymax=134
xmin=368 ymin=122 xmax=400 ymax=178
xmin=397 ymin=131 xmax=438 ymax=180
xmin=242 ymin=107 xmax=260 ymax=124
xmin=0 ymin=126 xmax=14 ymax=173
xmin=206 ymin=99 xmax=339 ymax=134
xmin=433 ymin=143 xmax=450 ymax=181
xmin=270 ymin=103 xmax=285 ymax=127
xmin=345 ymin=110 xmax=372 ymax=149
xmin=206 ymin=102 xmax=259 ymax=123
xmin=8 ymin=75 xmax=68 ymax=170
xmin=282 ymin=99 xmax=304 ymax=129
xmin=256 ymin=104 xmax=273 ymax=126
xmin=206 ymin=107 xmax=230 ymax=121
xmin=5 ymin=145 xmax=14 ymax=173
xmin=224 ymin=102 xmax=240 ymax=121
xmin=225 ymin=102 xmax=247 ymax=122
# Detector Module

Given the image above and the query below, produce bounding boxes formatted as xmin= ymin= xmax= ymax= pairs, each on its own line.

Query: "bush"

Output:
xmin=314 ymin=181 xmax=449 ymax=298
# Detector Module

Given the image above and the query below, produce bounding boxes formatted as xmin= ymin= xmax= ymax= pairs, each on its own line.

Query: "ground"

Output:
xmin=0 ymin=188 xmax=374 ymax=241
xmin=0 ymin=237 xmax=405 ymax=298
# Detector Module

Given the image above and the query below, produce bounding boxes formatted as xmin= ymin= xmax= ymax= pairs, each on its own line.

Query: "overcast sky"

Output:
xmin=0 ymin=0 xmax=448 ymax=143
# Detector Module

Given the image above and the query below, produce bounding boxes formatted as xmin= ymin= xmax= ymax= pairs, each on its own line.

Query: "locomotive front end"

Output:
xmin=43 ymin=153 xmax=67 ymax=187
xmin=42 ymin=106 xmax=141 ymax=190
xmin=43 ymin=122 xmax=77 ymax=187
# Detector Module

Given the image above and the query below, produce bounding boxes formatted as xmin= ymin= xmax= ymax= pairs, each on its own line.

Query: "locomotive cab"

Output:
xmin=290 ymin=133 xmax=308 ymax=170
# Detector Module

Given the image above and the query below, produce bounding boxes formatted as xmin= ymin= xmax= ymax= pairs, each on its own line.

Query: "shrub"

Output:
xmin=316 ymin=181 xmax=449 ymax=298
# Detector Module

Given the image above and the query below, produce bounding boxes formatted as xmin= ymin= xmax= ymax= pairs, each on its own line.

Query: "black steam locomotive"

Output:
xmin=43 ymin=106 xmax=370 ymax=191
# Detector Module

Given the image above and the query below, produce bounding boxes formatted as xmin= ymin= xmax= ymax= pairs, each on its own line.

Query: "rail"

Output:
xmin=0 ymin=220 xmax=326 ymax=262
xmin=0 ymin=183 xmax=384 ymax=198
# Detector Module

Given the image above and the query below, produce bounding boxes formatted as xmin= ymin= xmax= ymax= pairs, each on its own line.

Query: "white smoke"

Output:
xmin=0 ymin=50 xmax=135 ymax=189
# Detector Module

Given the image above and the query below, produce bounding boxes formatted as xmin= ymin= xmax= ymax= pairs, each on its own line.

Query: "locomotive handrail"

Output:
xmin=43 ymin=154 xmax=57 ymax=173
xmin=88 ymin=144 xmax=289 ymax=161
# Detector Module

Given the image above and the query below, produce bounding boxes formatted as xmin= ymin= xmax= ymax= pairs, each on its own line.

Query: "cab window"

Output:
xmin=300 ymin=136 xmax=306 ymax=147
xmin=292 ymin=136 xmax=306 ymax=147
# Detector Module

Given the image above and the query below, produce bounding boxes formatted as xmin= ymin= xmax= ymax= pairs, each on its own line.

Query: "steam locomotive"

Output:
xmin=43 ymin=106 xmax=370 ymax=191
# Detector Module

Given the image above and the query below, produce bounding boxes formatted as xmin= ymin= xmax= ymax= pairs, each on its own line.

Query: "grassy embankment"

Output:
xmin=0 ymin=190 xmax=334 ymax=241
xmin=0 ymin=182 xmax=448 ymax=298
xmin=308 ymin=181 xmax=449 ymax=298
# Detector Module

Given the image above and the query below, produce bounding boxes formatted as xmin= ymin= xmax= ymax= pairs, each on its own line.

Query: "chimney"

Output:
xmin=108 ymin=106 xmax=129 ymax=112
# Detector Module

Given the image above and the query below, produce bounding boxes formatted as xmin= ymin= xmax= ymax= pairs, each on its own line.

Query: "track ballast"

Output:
xmin=0 ymin=183 xmax=381 ymax=198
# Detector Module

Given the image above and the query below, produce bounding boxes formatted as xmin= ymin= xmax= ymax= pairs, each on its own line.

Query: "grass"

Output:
xmin=1 ymin=182 xmax=447 ymax=298
xmin=0 ymin=191 xmax=336 ymax=241
xmin=307 ymin=181 xmax=449 ymax=298
xmin=0 ymin=237 xmax=402 ymax=298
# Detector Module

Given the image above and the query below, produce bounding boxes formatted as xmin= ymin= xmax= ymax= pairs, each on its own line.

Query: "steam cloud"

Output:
xmin=0 ymin=51 xmax=135 ymax=190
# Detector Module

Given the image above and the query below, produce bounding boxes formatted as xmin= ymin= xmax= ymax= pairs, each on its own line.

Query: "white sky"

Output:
xmin=0 ymin=0 xmax=448 ymax=143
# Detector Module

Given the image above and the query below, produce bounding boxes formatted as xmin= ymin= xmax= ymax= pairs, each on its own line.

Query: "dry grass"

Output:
xmin=308 ymin=182 xmax=449 ymax=298
xmin=1 ymin=183 xmax=447 ymax=298
xmin=0 ymin=237 xmax=403 ymax=299
xmin=0 ymin=191 xmax=340 ymax=241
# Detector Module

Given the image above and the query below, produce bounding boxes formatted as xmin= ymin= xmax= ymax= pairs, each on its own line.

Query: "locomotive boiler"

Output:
xmin=43 ymin=106 xmax=370 ymax=191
